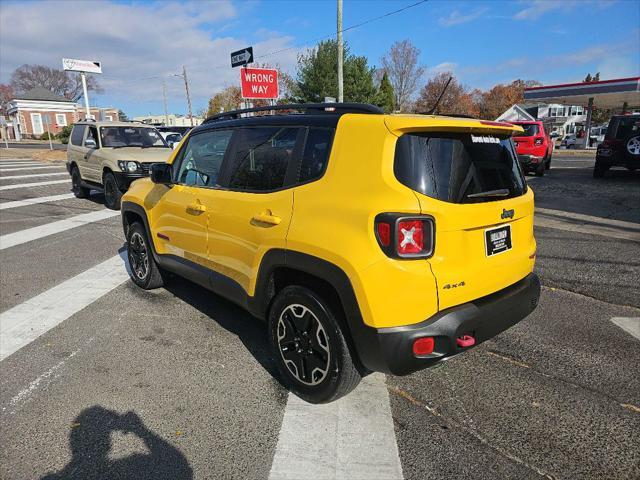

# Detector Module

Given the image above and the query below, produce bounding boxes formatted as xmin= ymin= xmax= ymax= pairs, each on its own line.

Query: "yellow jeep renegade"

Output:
xmin=121 ymin=103 xmax=540 ymax=404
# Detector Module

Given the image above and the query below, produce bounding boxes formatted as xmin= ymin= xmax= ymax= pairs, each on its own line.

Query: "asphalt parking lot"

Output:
xmin=0 ymin=154 xmax=638 ymax=480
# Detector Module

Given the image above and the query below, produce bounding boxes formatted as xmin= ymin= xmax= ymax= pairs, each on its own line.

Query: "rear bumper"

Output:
xmin=518 ymin=154 xmax=543 ymax=170
xmin=596 ymin=152 xmax=639 ymax=168
xmin=358 ymin=273 xmax=541 ymax=375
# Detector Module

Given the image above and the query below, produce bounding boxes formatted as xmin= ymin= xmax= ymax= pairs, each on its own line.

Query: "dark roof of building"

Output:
xmin=14 ymin=87 xmax=75 ymax=103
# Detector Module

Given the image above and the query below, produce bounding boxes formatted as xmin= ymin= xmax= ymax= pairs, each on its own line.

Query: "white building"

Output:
xmin=132 ymin=113 xmax=203 ymax=127
xmin=497 ymin=103 xmax=588 ymax=138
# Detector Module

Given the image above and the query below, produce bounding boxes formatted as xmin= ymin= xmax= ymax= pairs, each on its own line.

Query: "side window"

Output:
xmin=227 ymin=127 xmax=299 ymax=191
xmin=84 ymin=127 xmax=99 ymax=148
xmin=299 ymin=128 xmax=333 ymax=183
xmin=175 ymin=130 xmax=233 ymax=187
xmin=70 ymin=125 xmax=86 ymax=146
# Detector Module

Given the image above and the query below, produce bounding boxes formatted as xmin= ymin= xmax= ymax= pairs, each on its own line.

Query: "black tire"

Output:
xmin=126 ymin=222 xmax=164 ymax=289
xmin=103 ymin=172 xmax=122 ymax=210
xmin=545 ymin=154 xmax=551 ymax=170
xmin=71 ymin=166 xmax=90 ymax=199
xmin=268 ymin=286 xmax=361 ymax=404
xmin=593 ymin=161 xmax=608 ymax=178
xmin=534 ymin=162 xmax=545 ymax=177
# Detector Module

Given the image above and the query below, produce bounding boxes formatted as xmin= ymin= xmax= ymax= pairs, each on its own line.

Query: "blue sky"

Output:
xmin=1 ymin=0 xmax=639 ymax=117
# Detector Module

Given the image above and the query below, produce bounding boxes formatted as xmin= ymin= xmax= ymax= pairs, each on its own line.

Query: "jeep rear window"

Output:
xmin=607 ymin=116 xmax=640 ymax=140
xmin=394 ymin=132 xmax=526 ymax=204
xmin=513 ymin=124 xmax=539 ymax=137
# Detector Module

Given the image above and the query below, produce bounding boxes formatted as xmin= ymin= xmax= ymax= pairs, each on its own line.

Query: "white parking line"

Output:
xmin=535 ymin=208 xmax=640 ymax=241
xmin=610 ymin=317 xmax=640 ymax=340
xmin=1 ymin=172 xmax=68 ymax=180
xmin=0 ymin=193 xmax=76 ymax=210
xmin=0 ymin=209 xmax=119 ymax=250
xmin=0 ymin=179 xmax=69 ymax=190
xmin=0 ymin=254 xmax=130 ymax=361
xmin=0 ymin=163 xmax=46 ymax=168
xmin=269 ymin=373 xmax=403 ymax=480
xmin=0 ymin=166 xmax=64 ymax=172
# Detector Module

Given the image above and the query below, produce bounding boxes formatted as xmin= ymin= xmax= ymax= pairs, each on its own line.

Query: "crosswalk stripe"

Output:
xmin=0 ymin=159 xmax=44 ymax=163
xmin=1 ymin=172 xmax=68 ymax=180
xmin=0 ymin=166 xmax=64 ymax=172
xmin=0 ymin=209 xmax=120 ymax=250
xmin=0 ymin=179 xmax=69 ymax=190
xmin=0 ymin=163 xmax=46 ymax=167
xmin=269 ymin=373 xmax=403 ymax=480
xmin=0 ymin=254 xmax=130 ymax=361
xmin=611 ymin=317 xmax=640 ymax=340
xmin=0 ymin=193 xmax=76 ymax=210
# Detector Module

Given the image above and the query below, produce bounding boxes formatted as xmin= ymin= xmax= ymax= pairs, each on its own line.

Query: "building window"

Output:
xmin=106 ymin=115 xmax=113 ymax=121
xmin=30 ymin=113 xmax=44 ymax=135
xmin=56 ymin=114 xmax=67 ymax=126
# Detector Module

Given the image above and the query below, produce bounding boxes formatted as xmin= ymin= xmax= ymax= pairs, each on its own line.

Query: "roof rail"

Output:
xmin=203 ymin=103 xmax=383 ymax=124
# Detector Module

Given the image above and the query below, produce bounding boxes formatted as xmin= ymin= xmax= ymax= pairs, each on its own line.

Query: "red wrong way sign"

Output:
xmin=240 ymin=67 xmax=279 ymax=99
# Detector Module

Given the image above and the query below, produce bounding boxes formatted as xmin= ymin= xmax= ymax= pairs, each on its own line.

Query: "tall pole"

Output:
xmin=182 ymin=65 xmax=194 ymax=127
xmin=81 ymin=72 xmax=91 ymax=119
xmin=337 ymin=0 xmax=344 ymax=103
xmin=162 ymin=80 xmax=169 ymax=126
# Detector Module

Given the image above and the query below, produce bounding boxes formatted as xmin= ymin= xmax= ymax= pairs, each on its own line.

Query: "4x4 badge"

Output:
xmin=501 ymin=208 xmax=514 ymax=220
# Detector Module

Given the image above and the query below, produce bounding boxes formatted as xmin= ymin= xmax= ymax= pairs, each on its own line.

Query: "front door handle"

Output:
xmin=186 ymin=202 xmax=207 ymax=214
xmin=252 ymin=212 xmax=281 ymax=226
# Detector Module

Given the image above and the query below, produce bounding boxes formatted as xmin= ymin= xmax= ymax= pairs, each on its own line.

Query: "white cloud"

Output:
xmin=597 ymin=56 xmax=640 ymax=79
xmin=428 ymin=62 xmax=458 ymax=75
xmin=514 ymin=0 xmax=615 ymax=21
xmin=438 ymin=8 xmax=488 ymax=27
xmin=0 ymin=1 xmax=300 ymax=114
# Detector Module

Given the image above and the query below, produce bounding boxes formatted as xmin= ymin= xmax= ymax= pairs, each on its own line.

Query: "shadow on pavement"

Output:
xmin=163 ymin=275 xmax=284 ymax=385
xmin=41 ymin=406 xmax=192 ymax=480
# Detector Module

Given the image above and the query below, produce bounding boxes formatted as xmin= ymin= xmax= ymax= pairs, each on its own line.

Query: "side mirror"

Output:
xmin=85 ymin=138 xmax=97 ymax=148
xmin=150 ymin=163 xmax=172 ymax=185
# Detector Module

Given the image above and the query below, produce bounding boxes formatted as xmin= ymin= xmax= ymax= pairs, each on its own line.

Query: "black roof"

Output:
xmin=197 ymin=102 xmax=382 ymax=134
xmin=14 ymin=87 xmax=74 ymax=103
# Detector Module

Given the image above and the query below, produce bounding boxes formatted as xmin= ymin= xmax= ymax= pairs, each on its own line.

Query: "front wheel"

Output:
xmin=103 ymin=172 xmax=122 ymax=210
xmin=126 ymin=222 xmax=164 ymax=289
xmin=268 ymin=286 xmax=361 ymax=404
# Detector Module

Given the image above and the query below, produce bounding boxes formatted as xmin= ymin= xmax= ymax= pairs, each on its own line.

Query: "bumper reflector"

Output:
xmin=412 ymin=337 xmax=435 ymax=356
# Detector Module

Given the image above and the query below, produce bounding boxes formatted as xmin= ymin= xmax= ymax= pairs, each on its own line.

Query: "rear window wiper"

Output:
xmin=467 ymin=189 xmax=510 ymax=199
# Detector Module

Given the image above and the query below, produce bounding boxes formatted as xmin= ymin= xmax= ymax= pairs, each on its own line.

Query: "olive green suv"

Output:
xmin=66 ymin=120 xmax=172 ymax=209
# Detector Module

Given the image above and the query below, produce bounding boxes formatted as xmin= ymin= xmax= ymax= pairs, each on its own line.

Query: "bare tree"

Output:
xmin=10 ymin=64 xmax=102 ymax=102
xmin=380 ymin=40 xmax=425 ymax=112
xmin=0 ymin=84 xmax=14 ymax=115
xmin=414 ymin=72 xmax=478 ymax=117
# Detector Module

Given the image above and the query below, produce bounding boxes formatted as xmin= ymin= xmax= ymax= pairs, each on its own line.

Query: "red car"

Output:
xmin=511 ymin=121 xmax=554 ymax=176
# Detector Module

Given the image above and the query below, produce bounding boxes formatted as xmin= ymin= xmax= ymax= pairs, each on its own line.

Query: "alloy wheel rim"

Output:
xmin=277 ymin=304 xmax=330 ymax=386
xmin=628 ymin=137 xmax=640 ymax=155
xmin=128 ymin=232 xmax=149 ymax=280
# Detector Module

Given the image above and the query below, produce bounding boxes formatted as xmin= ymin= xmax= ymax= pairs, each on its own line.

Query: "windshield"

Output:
xmin=394 ymin=132 xmax=526 ymax=204
xmin=100 ymin=127 xmax=168 ymax=148
xmin=512 ymin=124 xmax=539 ymax=137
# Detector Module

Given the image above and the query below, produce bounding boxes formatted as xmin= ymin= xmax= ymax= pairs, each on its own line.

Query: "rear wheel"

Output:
xmin=103 ymin=172 xmax=122 ymax=210
xmin=534 ymin=162 xmax=545 ymax=177
xmin=544 ymin=153 xmax=551 ymax=170
xmin=126 ymin=222 xmax=164 ymax=289
xmin=71 ymin=166 xmax=90 ymax=199
xmin=593 ymin=161 xmax=608 ymax=178
xmin=268 ymin=286 xmax=361 ymax=404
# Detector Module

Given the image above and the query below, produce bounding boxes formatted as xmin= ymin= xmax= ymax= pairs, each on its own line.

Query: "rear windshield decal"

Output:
xmin=471 ymin=135 xmax=500 ymax=144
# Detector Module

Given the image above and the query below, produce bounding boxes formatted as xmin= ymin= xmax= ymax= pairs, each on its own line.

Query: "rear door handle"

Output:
xmin=252 ymin=212 xmax=281 ymax=225
xmin=186 ymin=202 xmax=207 ymax=214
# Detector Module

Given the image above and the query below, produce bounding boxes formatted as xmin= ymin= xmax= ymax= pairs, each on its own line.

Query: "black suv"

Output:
xmin=594 ymin=114 xmax=640 ymax=177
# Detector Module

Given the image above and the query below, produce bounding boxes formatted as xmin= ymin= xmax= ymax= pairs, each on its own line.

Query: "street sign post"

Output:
xmin=240 ymin=67 xmax=279 ymax=99
xmin=231 ymin=47 xmax=254 ymax=68
xmin=62 ymin=58 xmax=102 ymax=119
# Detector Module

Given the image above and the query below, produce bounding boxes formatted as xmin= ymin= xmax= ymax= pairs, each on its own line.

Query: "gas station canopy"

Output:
xmin=524 ymin=77 xmax=640 ymax=109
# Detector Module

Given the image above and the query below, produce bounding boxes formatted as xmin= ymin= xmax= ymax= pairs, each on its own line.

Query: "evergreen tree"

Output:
xmin=375 ymin=72 xmax=395 ymax=113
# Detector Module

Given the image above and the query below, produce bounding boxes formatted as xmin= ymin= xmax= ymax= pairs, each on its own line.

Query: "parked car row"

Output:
xmin=66 ymin=105 xmax=541 ymax=403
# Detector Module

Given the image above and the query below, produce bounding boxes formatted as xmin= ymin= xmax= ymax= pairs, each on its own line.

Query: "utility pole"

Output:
xmin=337 ymin=0 xmax=344 ymax=103
xmin=162 ymin=80 xmax=169 ymax=126
xmin=182 ymin=65 xmax=194 ymax=127
xmin=80 ymin=72 xmax=91 ymax=119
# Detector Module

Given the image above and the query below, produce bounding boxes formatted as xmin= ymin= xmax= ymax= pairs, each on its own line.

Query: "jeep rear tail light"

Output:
xmin=374 ymin=214 xmax=434 ymax=259
xmin=534 ymin=137 xmax=544 ymax=146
